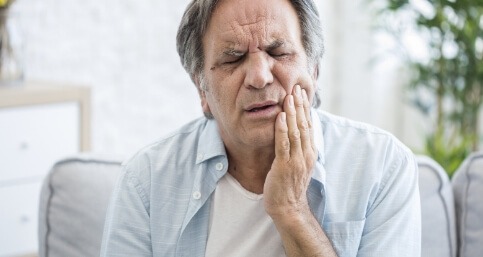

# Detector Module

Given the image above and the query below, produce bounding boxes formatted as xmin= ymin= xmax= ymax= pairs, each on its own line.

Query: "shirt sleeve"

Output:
xmin=100 ymin=166 xmax=153 ymax=257
xmin=357 ymin=148 xmax=421 ymax=256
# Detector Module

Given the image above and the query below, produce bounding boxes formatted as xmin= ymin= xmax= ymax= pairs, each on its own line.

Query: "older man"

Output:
xmin=101 ymin=0 xmax=421 ymax=256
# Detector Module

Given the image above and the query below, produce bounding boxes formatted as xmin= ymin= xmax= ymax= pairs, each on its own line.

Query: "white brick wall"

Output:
xmin=12 ymin=0 xmax=202 ymax=156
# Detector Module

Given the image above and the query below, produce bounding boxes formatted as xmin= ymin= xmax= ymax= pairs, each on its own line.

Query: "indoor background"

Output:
xmin=2 ymin=0 xmax=481 ymax=256
xmin=8 ymin=0 xmax=426 ymax=157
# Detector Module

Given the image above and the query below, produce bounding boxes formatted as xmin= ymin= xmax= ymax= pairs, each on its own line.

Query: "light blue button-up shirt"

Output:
xmin=101 ymin=110 xmax=421 ymax=257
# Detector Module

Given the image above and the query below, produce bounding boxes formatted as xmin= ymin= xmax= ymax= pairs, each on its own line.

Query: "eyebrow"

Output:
xmin=222 ymin=48 xmax=245 ymax=57
xmin=221 ymin=39 xmax=286 ymax=57
xmin=265 ymin=40 xmax=285 ymax=51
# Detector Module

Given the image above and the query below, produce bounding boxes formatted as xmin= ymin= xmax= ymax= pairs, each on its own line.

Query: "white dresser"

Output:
xmin=0 ymin=82 xmax=90 ymax=257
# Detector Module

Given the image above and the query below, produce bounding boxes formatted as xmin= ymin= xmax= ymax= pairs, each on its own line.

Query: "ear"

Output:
xmin=311 ymin=63 xmax=319 ymax=81
xmin=194 ymin=75 xmax=212 ymax=116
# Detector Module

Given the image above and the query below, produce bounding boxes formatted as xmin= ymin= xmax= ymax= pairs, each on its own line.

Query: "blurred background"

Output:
xmin=0 ymin=0 xmax=481 ymax=256
xmin=2 ymin=0 xmax=436 ymax=155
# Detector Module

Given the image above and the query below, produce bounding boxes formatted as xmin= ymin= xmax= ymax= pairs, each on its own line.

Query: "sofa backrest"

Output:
xmin=38 ymin=155 xmax=122 ymax=257
xmin=417 ymin=156 xmax=457 ymax=257
xmin=452 ymin=152 xmax=483 ymax=257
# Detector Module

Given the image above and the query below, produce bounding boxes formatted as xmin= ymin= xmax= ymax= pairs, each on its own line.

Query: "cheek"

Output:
xmin=205 ymin=75 xmax=240 ymax=112
xmin=273 ymin=62 xmax=316 ymax=95
xmin=213 ymin=69 xmax=243 ymax=97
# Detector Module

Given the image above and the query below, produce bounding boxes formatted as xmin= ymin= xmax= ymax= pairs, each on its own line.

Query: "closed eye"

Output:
xmin=270 ymin=53 xmax=288 ymax=57
xmin=269 ymin=52 xmax=290 ymax=59
xmin=222 ymin=49 xmax=245 ymax=65
xmin=224 ymin=57 xmax=243 ymax=64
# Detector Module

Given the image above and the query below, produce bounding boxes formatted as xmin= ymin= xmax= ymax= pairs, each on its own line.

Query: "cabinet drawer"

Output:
xmin=0 ymin=102 xmax=80 ymax=182
xmin=0 ymin=181 xmax=42 ymax=256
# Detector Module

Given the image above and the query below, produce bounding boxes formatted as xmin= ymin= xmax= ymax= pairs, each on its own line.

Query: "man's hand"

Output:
xmin=264 ymin=84 xmax=316 ymax=220
xmin=264 ymin=85 xmax=338 ymax=257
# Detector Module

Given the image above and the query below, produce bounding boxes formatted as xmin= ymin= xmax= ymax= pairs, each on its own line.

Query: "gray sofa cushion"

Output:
xmin=452 ymin=152 xmax=483 ymax=257
xmin=38 ymin=155 xmax=122 ymax=257
xmin=417 ymin=156 xmax=457 ymax=257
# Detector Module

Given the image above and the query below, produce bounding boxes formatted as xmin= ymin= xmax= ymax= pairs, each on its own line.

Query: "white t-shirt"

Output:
xmin=205 ymin=173 xmax=286 ymax=257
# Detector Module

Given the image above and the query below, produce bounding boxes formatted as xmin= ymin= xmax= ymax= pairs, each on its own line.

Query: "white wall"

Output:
xmin=10 ymin=0 xmax=425 ymax=157
xmin=12 ymin=0 xmax=202 ymax=157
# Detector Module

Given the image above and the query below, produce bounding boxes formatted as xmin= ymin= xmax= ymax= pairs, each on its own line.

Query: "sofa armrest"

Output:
xmin=38 ymin=154 xmax=123 ymax=257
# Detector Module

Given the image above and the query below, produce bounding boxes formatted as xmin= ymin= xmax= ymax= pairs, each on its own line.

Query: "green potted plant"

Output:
xmin=373 ymin=0 xmax=483 ymax=176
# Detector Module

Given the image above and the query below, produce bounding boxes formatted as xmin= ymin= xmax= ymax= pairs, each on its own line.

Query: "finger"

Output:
xmin=302 ymin=89 xmax=312 ymax=128
xmin=284 ymin=94 xmax=301 ymax=156
xmin=293 ymin=85 xmax=311 ymax=156
xmin=302 ymin=89 xmax=316 ymax=152
xmin=274 ymin=112 xmax=290 ymax=160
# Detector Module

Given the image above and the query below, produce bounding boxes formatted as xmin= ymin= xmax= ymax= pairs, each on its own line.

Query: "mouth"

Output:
xmin=247 ymin=104 xmax=275 ymax=112
xmin=245 ymin=101 xmax=278 ymax=113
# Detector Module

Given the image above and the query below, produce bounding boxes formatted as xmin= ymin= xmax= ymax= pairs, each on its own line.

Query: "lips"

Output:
xmin=245 ymin=101 xmax=278 ymax=112
xmin=248 ymin=105 xmax=274 ymax=112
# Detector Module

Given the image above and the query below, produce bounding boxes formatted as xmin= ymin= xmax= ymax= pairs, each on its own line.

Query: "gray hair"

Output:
xmin=176 ymin=0 xmax=324 ymax=107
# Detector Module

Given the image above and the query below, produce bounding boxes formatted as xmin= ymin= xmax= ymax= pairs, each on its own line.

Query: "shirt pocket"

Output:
xmin=323 ymin=219 xmax=365 ymax=257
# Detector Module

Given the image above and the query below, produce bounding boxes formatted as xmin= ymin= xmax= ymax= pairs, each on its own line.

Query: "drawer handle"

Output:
xmin=19 ymin=142 xmax=29 ymax=150
xmin=20 ymin=215 xmax=30 ymax=224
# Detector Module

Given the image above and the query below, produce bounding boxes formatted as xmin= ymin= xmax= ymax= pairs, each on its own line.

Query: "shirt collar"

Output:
xmin=196 ymin=118 xmax=227 ymax=164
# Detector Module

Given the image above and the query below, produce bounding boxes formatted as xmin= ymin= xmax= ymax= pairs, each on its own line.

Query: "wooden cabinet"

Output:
xmin=0 ymin=81 xmax=90 ymax=257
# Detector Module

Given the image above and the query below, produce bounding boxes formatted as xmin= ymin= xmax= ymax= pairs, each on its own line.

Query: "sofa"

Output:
xmin=38 ymin=153 xmax=483 ymax=257
xmin=38 ymin=155 xmax=123 ymax=257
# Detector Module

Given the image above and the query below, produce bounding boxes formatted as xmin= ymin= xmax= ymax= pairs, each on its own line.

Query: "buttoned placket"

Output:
xmin=176 ymin=156 xmax=228 ymax=257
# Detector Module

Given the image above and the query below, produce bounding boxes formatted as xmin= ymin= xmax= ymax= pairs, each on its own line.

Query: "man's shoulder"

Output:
xmin=317 ymin=110 xmax=411 ymax=153
xmin=317 ymin=110 xmax=393 ymax=137
xmin=122 ymin=117 xmax=209 ymax=173
xmin=316 ymin=111 xmax=418 ymax=210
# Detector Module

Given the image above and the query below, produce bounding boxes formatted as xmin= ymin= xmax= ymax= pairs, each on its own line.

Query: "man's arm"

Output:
xmin=264 ymin=85 xmax=338 ymax=257
xmin=100 ymin=168 xmax=153 ymax=257
xmin=357 ymin=150 xmax=421 ymax=256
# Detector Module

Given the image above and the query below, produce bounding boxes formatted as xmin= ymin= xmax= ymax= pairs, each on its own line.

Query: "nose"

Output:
xmin=243 ymin=53 xmax=274 ymax=89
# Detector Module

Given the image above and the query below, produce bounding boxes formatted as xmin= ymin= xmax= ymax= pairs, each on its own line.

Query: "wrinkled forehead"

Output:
xmin=205 ymin=0 xmax=302 ymax=48
xmin=211 ymin=0 xmax=277 ymax=23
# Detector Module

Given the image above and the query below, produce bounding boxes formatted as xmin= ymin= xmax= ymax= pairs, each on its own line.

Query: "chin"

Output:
xmin=245 ymin=128 xmax=275 ymax=148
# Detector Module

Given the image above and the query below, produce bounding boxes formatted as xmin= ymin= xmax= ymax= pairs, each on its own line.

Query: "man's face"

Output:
xmin=199 ymin=0 xmax=318 ymax=149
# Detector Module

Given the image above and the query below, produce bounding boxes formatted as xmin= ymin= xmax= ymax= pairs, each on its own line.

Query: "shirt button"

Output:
xmin=192 ymin=191 xmax=201 ymax=200
xmin=196 ymin=153 xmax=203 ymax=162
xmin=215 ymin=162 xmax=224 ymax=171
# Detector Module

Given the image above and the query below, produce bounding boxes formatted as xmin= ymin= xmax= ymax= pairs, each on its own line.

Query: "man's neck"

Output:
xmin=224 ymin=144 xmax=275 ymax=194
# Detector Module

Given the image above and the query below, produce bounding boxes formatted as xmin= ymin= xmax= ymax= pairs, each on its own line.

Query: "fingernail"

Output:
xmin=302 ymin=89 xmax=308 ymax=101
xmin=289 ymin=95 xmax=294 ymax=107
xmin=295 ymin=85 xmax=301 ymax=97
xmin=281 ymin=112 xmax=286 ymax=123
